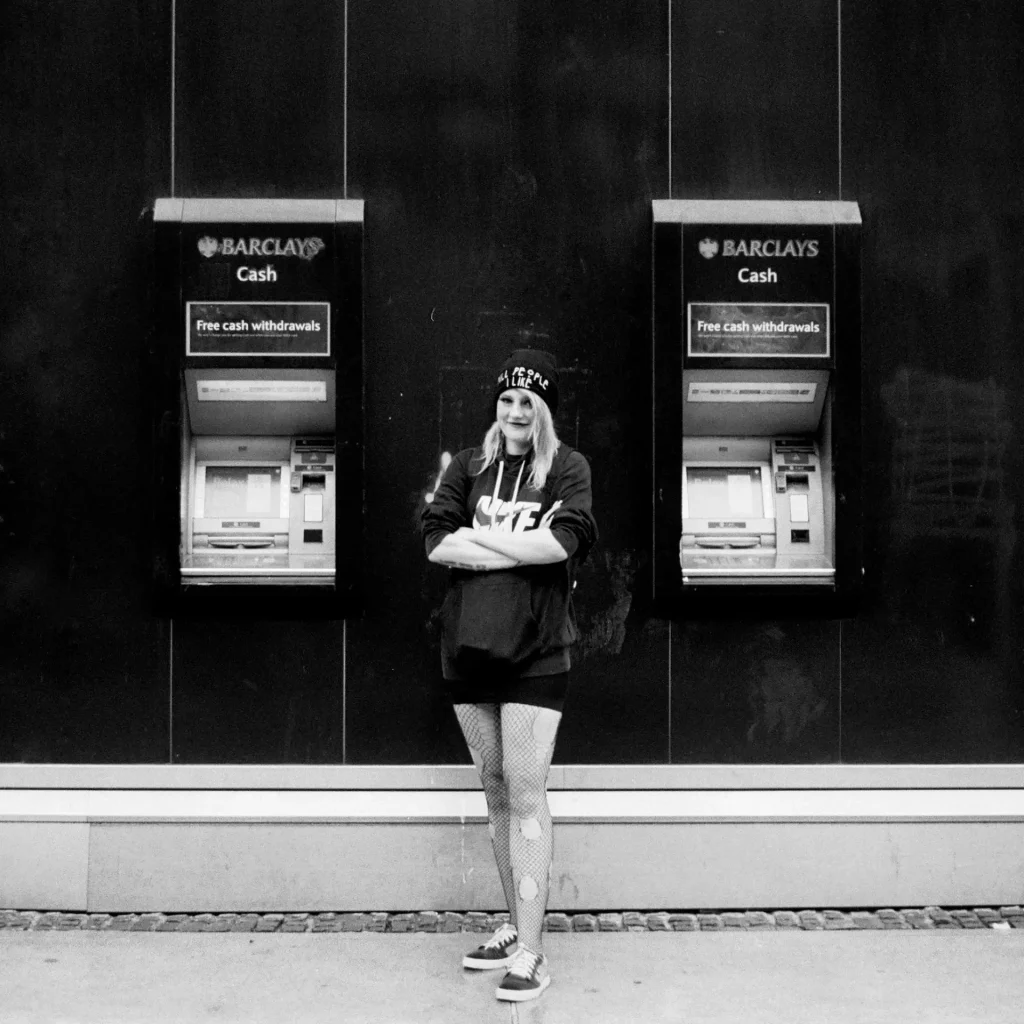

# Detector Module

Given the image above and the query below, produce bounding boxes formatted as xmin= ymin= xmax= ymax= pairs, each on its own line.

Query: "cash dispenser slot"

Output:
xmin=209 ymin=537 xmax=275 ymax=548
xmin=694 ymin=536 xmax=760 ymax=548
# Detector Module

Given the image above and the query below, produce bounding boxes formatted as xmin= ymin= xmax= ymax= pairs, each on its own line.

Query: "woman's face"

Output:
xmin=496 ymin=388 xmax=535 ymax=454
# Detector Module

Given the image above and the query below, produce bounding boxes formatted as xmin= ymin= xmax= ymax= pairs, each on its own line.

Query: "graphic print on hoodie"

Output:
xmin=471 ymin=456 xmax=542 ymax=534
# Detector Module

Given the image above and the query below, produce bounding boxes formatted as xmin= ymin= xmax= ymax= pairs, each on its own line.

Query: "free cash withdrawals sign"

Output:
xmin=688 ymin=303 xmax=829 ymax=357
xmin=682 ymin=222 xmax=834 ymax=362
xmin=187 ymin=302 xmax=330 ymax=355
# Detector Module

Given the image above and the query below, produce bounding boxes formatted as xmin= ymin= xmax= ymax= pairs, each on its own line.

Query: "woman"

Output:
xmin=421 ymin=349 xmax=597 ymax=1003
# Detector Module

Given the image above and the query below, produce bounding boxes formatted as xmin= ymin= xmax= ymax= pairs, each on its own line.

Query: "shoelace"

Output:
xmin=484 ymin=924 xmax=517 ymax=949
xmin=506 ymin=946 xmax=543 ymax=980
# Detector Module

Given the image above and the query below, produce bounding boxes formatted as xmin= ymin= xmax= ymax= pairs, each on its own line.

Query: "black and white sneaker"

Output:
xmin=495 ymin=946 xmax=550 ymax=1002
xmin=462 ymin=922 xmax=518 ymax=970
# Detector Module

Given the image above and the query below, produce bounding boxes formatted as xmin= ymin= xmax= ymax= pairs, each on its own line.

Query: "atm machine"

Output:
xmin=652 ymin=200 xmax=861 ymax=614
xmin=151 ymin=198 xmax=363 ymax=616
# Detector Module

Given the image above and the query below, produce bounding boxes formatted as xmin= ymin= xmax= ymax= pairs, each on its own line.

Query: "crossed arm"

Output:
xmin=428 ymin=502 xmax=569 ymax=570
xmin=427 ymin=530 xmax=520 ymax=570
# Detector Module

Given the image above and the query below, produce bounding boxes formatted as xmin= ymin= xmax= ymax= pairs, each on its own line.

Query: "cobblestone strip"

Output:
xmin=2 ymin=908 xmax=1022 ymax=932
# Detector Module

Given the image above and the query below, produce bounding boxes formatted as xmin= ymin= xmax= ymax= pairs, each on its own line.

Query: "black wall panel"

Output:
xmin=672 ymin=0 xmax=838 ymax=200
xmin=839 ymin=0 xmax=1024 ymax=761
xmin=1 ymin=0 xmax=171 ymax=762
xmin=343 ymin=0 xmax=668 ymax=764
xmin=667 ymin=4 xmax=844 ymax=763
xmin=175 ymin=0 xmax=346 ymax=196
xmin=2 ymin=0 xmax=1021 ymax=765
xmin=171 ymin=622 xmax=345 ymax=764
xmin=672 ymin=620 xmax=840 ymax=764
xmin=166 ymin=3 xmax=352 ymax=761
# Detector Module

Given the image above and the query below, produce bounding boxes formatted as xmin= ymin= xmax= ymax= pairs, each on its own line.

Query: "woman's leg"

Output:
xmin=500 ymin=702 xmax=562 ymax=954
xmin=453 ymin=703 xmax=516 ymax=927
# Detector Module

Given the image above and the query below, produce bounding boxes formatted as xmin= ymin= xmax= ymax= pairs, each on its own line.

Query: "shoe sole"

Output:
xmin=463 ymin=953 xmax=516 ymax=970
xmin=495 ymin=976 xmax=551 ymax=1002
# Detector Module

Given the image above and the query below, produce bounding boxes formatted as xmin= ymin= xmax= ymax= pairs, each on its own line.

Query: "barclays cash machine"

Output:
xmin=151 ymin=198 xmax=363 ymax=616
xmin=652 ymin=200 xmax=862 ymax=614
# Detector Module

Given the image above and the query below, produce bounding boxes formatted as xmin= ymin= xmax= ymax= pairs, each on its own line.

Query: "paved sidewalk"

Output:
xmin=4 ymin=905 xmax=1023 ymax=931
xmin=2 ymin=931 xmax=1023 ymax=1023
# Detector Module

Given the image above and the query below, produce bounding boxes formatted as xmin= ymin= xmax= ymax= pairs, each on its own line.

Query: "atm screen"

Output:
xmin=686 ymin=467 xmax=765 ymax=519
xmin=203 ymin=466 xmax=283 ymax=518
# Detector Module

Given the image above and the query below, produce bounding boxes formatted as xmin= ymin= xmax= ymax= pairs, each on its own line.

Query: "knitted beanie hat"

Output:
xmin=494 ymin=348 xmax=559 ymax=415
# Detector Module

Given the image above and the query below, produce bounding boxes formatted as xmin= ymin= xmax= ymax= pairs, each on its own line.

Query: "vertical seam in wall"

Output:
xmin=650 ymin=236 xmax=657 ymax=608
xmin=343 ymin=0 xmax=349 ymax=199
xmin=84 ymin=820 xmax=94 ymax=912
xmin=838 ymin=618 xmax=843 ymax=762
xmin=837 ymin=2 xmax=843 ymax=763
xmin=667 ymin=0 xmax=672 ymax=199
xmin=170 ymin=0 xmax=177 ymax=196
xmin=168 ymin=0 xmax=177 ymax=761
xmin=837 ymin=0 xmax=842 ymax=199
xmin=169 ymin=619 xmax=174 ymax=763
xmin=667 ymin=620 xmax=673 ymax=762
xmin=342 ymin=619 xmax=347 ymax=763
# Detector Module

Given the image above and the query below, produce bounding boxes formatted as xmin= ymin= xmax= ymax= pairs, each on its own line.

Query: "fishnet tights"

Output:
xmin=454 ymin=702 xmax=561 ymax=953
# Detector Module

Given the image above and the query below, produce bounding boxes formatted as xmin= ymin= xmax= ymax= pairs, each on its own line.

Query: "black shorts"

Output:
xmin=445 ymin=672 xmax=569 ymax=713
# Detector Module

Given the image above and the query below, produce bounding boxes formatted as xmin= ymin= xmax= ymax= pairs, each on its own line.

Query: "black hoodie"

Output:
xmin=421 ymin=443 xmax=597 ymax=680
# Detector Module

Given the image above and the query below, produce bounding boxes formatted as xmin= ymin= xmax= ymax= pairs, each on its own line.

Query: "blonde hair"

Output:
xmin=474 ymin=389 xmax=560 ymax=491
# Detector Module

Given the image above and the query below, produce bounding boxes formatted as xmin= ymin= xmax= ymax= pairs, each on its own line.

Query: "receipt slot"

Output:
xmin=652 ymin=200 xmax=862 ymax=613
xmin=151 ymin=198 xmax=363 ymax=616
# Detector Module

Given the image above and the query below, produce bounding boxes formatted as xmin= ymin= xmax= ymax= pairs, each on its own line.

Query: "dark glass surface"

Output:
xmin=174 ymin=0 xmax=346 ymax=196
xmin=0 ymin=0 xmax=171 ymax=762
xmin=343 ymin=0 xmax=668 ymax=764
xmin=666 ymin=1 xmax=844 ymax=762
xmin=3 ymin=0 xmax=1022 ymax=765
xmin=672 ymin=620 xmax=840 ymax=763
xmin=171 ymin=621 xmax=345 ymax=763
xmin=672 ymin=0 xmax=839 ymax=200
xmin=839 ymin=0 xmax=1024 ymax=761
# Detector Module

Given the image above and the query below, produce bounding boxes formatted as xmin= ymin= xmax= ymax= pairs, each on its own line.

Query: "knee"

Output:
xmin=478 ymin=761 xmax=508 ymax=799
xmin=504 ymin=767 xmax=547 ymax=821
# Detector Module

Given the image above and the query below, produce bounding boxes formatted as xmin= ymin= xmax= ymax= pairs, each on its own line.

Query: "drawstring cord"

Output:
xmin=490 ymin=461 xmax=503 ymax=528
xmin=510 ymin=460 xmax=525 ymax=509
xmin=490 ymin=458 xmax=526 ymax=529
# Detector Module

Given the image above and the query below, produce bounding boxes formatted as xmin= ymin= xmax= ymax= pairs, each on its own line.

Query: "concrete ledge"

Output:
xmin=2 ymin=787 xmax=1023 ymax=911
xmin=2 ymin=788 xmax=1024 ymax=823
xmin=0 ymin=823 xmax=89 ymax=909
xmin=1 ymin=818 xmax=1020 ymax=912
xmin=3 ymin=763 xmax=1023 ymax=790
xmin=4 ymin=769 xmax=1022 ymax=911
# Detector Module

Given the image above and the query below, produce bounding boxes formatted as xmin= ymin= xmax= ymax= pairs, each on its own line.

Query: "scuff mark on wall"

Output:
xmin=746 ymin=654 xmax=827 ymax=746
xmin=575 ymin=549 xmax=635 ymax=657
xmin=555 ymin=871 xmax=580 ymax=902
